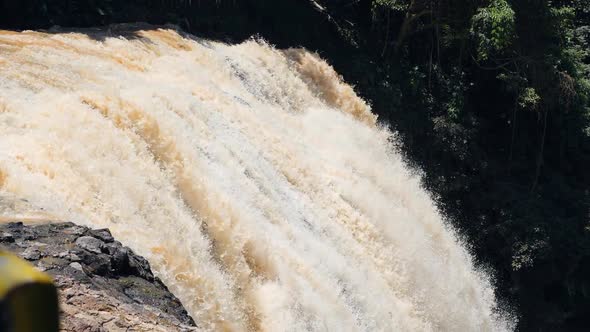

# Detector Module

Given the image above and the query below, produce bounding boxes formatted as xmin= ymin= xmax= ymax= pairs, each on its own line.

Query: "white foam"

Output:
xmin=0 ymin=27 xmax=514 ymax=331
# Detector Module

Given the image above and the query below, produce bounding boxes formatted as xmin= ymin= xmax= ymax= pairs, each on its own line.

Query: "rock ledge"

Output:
xmin=0 ymin=222 xmax=197 ymax=332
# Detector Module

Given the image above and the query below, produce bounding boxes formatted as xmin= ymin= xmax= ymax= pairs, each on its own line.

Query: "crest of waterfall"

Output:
xmin=0 ymin=26 xmax=514 ymax=331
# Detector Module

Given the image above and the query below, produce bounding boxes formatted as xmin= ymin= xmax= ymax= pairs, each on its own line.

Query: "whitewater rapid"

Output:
xmin=0 ymin=26 xmax=513 ymax=331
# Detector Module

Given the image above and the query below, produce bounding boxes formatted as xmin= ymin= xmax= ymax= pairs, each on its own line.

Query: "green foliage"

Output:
xmin=371 ymin=0 xmax=409 ymax=12
xmin=518 ymin=87 xmax=541 ymax=110
xmin=471 ymin=0 xmax=516 ymax=61
xmin=362 ymin=0 xmax=590 ymax=328
xmin=441 ymin=67 xmax=468 ymax=121
xmin=550 ymin=5 xmax=590 ymax=113
xmin=512 ymin=237 xmax=548 ymax=271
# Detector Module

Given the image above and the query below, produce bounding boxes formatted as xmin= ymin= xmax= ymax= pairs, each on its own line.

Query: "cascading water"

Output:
xmin=0 ymin=26 xmax=514 ymax=331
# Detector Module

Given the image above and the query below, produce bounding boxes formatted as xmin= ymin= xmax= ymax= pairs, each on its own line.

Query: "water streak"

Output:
xmin=0 ymin=26 xmax=513 ymax=331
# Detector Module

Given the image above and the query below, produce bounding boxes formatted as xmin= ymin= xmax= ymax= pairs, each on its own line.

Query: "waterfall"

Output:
xmin=0 ymin=26 xmax=513 ymax=331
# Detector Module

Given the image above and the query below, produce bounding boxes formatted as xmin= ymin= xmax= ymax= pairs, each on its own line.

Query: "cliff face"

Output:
xmin=0 ymin=222 xmax=197 ymax=332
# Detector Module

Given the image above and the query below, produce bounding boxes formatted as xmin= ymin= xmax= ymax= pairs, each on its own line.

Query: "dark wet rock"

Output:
xmin=68 ymin=262 xmax=83 ymax=271
xmin=76 ymin=235 xmax=105 ymax=254
xmin=21 ymin=246 xmax=42 ymax=260
xmin=81 ymin=252 xmax=112 ymax=276
xmin=128 ymin=251 xmax=155 ymax=281
xmin=37 ymin=256 xmax=69 ymax=272
xmin=0 ymin=222 xmax=196 ymax=330
xmin=0 ymin=232 xmax=14 ymax=243
xmin=22 ymin=229 xmax=38 ymax=241
xmin=4 ymin=222 xmax=37 ymax=241
xmin=62 ymin=225 xmax=87 ymax=236
xmin=88 ymin=228 xmax=114 ymax=243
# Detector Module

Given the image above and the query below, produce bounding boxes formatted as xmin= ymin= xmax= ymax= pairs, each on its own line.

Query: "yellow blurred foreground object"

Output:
xmin=0 ymin=251 xmax=59 ymax=332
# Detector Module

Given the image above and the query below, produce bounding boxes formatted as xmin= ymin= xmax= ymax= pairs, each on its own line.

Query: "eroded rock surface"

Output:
xmin=0 ymin=222 xmax=197 ymax=332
